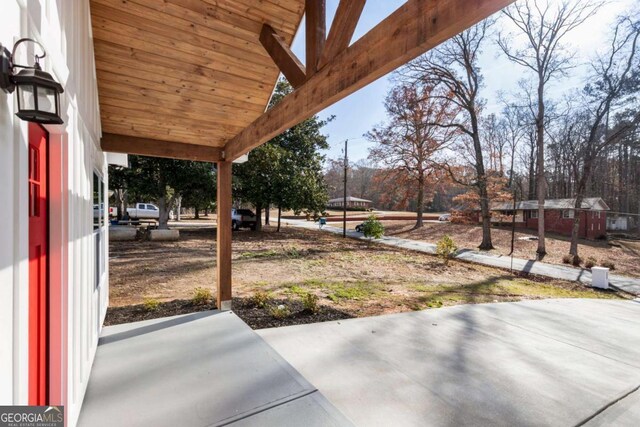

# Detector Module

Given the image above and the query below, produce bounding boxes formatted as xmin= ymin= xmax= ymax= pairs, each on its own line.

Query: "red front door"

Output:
xmin=28 ymin=122 xmax=49 ymax=405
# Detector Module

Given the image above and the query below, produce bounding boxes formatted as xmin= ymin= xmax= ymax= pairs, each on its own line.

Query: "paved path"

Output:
xmin=78 ymin=311 xmax=351 ymax=427
xmin=259 ymin=299 xmax=640 ymax=426
xmin=284 ymin=219 xmax=640 ymax=296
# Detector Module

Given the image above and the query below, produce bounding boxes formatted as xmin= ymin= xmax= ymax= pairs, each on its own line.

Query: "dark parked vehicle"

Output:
xmin=232 ymin=209 xmax=257 ymax=231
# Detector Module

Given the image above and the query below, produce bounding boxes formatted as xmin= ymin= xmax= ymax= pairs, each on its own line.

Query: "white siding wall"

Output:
xmin=0 ymin=1 xmax=107 ymax=426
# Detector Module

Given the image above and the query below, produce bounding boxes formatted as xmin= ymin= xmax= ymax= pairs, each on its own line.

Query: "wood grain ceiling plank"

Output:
xmin=96 ymin=69 xmax=267 ymax=110
xmin=91 ymin=0 xmax=261 ymax=56
xmin=91 ymin=2 xmax=271 ymax=63
xmin=93 ymin=40 xmax=273 ymax=97
xmin=99 ymin=104 xmax=245 ymax=134
xmin=93 ymin=42 xmax=271 ymax=101
xmin=97 ymin=90 xmax=257 ymax=127
xmin=102 ymin=122 xmax=226 ymax=147
xmin=92 ymin=20 xmax=276 ymax=83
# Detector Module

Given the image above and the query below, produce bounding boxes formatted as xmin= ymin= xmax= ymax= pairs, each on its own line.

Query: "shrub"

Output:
xmin=251 ymin=291 xmax=272 ymax=308
xmin=302 ymin=292 xmax=320 ymax=314
xmin=601 ymin=260 xmax=616 ymax=270
xmin=269 ymin=304 xmax=291 ymax=320
xmin=143 ymin=298 xmax=160 ymax=311
xmin=192 ymin=287 xmax=212 ymax=305
xmin=436 ymin=235 xmax=458 ymax=265
xmin=562 ymin=254 xmax=572 ymax=264
xmin=571 ymin=255 xmax=583 ymax=267
xmin=362 ymin=214 xmax=385 ymax=240
xmin=585 ymin=257 xmax=597 ymax=269
xmin=284 ymin=247 xmax=302 ymax=259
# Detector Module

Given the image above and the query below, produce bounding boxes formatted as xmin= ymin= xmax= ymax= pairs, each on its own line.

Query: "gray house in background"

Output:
xmin=327 ymin=196 xmax=373 ymax=209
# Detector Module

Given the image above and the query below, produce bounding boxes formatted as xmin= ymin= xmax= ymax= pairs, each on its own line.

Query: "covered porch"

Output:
xmin=91 ymin=0 xmax=514 ymax=310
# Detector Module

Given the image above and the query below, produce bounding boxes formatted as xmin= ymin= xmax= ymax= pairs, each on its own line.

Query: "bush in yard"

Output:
xmin=251 ymin=291 xmax=272 ymax=308
xmin=601 ymin=260 xmax=616 ymax=270
xmin=436 ymin=235 xmax=458 ymax=265
xmin=269 ymin=304 xmax=291 ymax=320
xmin=302 ymin=292 xmax=320 ymax=314
xmin=192 ymin=287 xmax=212 ymax=305
xmin=571 ymin=255 xmax=583 ymax=267
xmin=562 ymin=254 xmax=572 ymax=264
xmin=143 ymin=298 xmax=160 ymax=311
xmin=362 ymin=215 xmax=384 ymax=240
xmin=585 ymin=257 xmax=597 ymax=269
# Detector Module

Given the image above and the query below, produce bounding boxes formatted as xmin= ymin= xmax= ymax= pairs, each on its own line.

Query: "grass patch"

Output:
xmin=285 ymin=279 xmax=383 ymax=303
xmin=409 ymin=277 xmax=621 ymax=310
xmin=325 ymin=281 xmax=382 ymax=302
xmin=240 ymin=249 xmax=279 ymax=259
xmin=287 ymin=285 xmax=308 ymax=297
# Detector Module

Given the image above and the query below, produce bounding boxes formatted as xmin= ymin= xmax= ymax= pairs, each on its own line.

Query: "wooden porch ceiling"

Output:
xmin=91 ymin=0 xmax=304 ymax=153
xmin=93 ymin=0 xmax=514 ymax=163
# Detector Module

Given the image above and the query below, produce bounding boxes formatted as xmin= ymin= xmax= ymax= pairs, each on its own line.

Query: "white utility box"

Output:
xmin=591 ymin=267 xmax=609 ymax=289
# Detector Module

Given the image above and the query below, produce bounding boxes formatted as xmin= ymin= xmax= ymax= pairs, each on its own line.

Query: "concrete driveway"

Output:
xmin=259 ymin=299 xmax=640 ymax=426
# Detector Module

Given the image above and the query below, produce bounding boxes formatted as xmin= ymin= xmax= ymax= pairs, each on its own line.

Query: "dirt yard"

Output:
xmin=383 ymin=221 xmax=640 ymax=278
xmin=107 ymin=225 xmax=625 ymax=328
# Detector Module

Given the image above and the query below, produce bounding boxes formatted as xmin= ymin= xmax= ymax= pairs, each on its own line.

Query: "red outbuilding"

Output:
xmin=488 ymin=198 xmax=609 ymax=240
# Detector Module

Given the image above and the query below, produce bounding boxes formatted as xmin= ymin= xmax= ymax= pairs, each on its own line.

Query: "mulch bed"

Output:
xmin=104 ymin=299 xmax=217 ymax=326
xmin=104 ymin=297 xmax=353 ymax=329
xmin=232 ymin=297 xmax=353 ymax=329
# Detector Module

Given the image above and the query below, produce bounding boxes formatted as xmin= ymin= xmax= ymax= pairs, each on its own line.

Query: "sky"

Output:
xmin=288 ymin=0 xmax=637 ymax=163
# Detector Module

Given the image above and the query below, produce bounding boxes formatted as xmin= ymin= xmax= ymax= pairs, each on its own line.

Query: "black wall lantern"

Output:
xmin=1 ymin=38 xmax=64 ymax=125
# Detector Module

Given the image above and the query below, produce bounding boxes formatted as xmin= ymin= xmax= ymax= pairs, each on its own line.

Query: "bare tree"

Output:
xmin=498 ymin=0 xmax=603 ymax=257
xmin=401 ymin=20 xmax=497 ymax=249
xmin=567 ymin=14 xmax=640 ymax=256
xmin=367 ymin=84 xmax=460 ymax=228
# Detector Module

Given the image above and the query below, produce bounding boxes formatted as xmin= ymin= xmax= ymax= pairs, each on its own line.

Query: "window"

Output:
xmin=530 ymin=210 xmax=538 ymax=219
xmin=93 ymin=172 xmax=105 ymax=288
xmin=562 ymin=210 xmax=574 ymax=219
xmin=147 ymin=204 xmax=158 ymax=211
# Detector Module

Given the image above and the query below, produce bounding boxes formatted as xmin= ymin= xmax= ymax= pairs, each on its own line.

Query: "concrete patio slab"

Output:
xmin=77 ymin=311 xmax=352 ymax=427
xmin=259 ymin=299 xmax=640 ymax=426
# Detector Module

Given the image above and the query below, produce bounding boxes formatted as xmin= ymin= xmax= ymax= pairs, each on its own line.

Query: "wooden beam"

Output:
xmin=305 ymin=0 xmax=326 ymax=77
xmin=224 ymin=0 xmax=514 ymax=160
xmin=216 ymin=161 xmax=233 ymax=310
xmin=101 ymin=133 xmax=222 ymax=162
xmin=318 ymin=0 xmax=366 ymax=69
xmin=259 ymin=24 xmax=307 ymax=89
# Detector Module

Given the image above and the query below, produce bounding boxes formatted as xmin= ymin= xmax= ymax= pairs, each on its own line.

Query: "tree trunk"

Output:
xmin=158 ymin=196 xmax=170 ymax=230
xmin=528 ymin=133 xmax=536 ymax=200
xmin=478 ymin=177 xmax=494 ymax=250
xmin=469 ymin=112 xmax=493 ymax=250
xmin=194 ymin=207 xmax=200 ymax=219
xmin=569 ymin=194 xmax=584 ymax=256
xmin=255 ymin=203 xmax=263 ymax=232
xmin=276 ymin=205 xmax=282 ymax=232
xmin=536 ymin=79 xmax=546 ymax=257
xmin=176 ymin=196 xmax=182 ymax=221
xmin=570 ymin=156 xmax=595 ymax=256
xmin=265 ymin=204 xmax=271 ymax=225
xmin=117 ymin=189 xmax=126 ymax=221
xmin=415 ymin=172 xmax=425 ymax=229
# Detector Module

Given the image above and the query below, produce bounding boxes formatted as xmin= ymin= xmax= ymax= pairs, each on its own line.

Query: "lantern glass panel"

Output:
xmin=37 ymin=86 xmax=57 ymax=114
xmin=18 ymin=85 xmax=36 ymax=110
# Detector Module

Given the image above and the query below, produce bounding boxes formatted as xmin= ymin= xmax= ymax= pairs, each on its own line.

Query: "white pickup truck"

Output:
xmin=126 ymin=203 xmax=160 ymax=220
